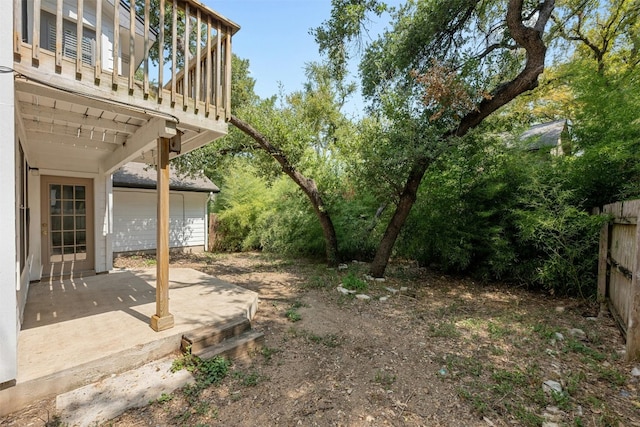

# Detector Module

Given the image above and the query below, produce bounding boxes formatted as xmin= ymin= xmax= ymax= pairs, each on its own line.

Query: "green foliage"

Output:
xmin=341 ymin=272 xmax=368 ymax=291
xmin=210 ymin=161 xmax=272 ymax=252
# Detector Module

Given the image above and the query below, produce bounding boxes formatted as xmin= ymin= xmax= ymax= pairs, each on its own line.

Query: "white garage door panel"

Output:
xmin=113 ymin=190 xmax=207 ymax=252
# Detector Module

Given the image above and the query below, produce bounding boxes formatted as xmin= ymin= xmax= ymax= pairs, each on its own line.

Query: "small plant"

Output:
xmin=285 ymin=307 xmax=302 ymax=322
xmin=234 ymin=370 xmax=266 ymax=387
xmin=341 ymin=272 xmax=368 ymax=292
xmin=153 ymin=392 xmax=174 ymax=404
xmin=374 ymin=370 xmax=396 ymax=389
xmin=550 ymin=390 xmax=572 ymax=410
xmin=260 ymin=346 xmax=279 ymax=363
xmin=429 ymin=321 xmax=460 ymax=338
xmin=285 ymin=301 xmax=307 ymax=322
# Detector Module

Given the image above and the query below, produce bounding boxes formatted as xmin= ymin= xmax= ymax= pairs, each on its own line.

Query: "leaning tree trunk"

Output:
xmin=368 ymin=0 xmax=555 ymax=277
xmin=229 ymin=115 xmax=340 ymax=267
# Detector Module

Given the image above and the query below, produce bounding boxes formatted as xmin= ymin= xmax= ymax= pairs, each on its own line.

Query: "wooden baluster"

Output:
xmin=129 ymin=0 xmax=136 ymax=93
xmin=143 ymin=0 xmax=150 ymax=97
xmin=158 ymin=0 xmax=164 ymax=103
xmin=215 ymin=22 xmax=221 ymax=119
xmin=13 ymin=0 xmax=21 ymax=58
xmin=55 ymin=0 xmax=62 ymax=69
xmin=171 ymin=0 xmax=177 ymax=106
xmin=32 ymin=0 xmax=40 ymax=65
xmin=195 ymin=8 xmax=201 ymax=111
xmin=224 ymin=27 xmax=231 ymax=119
xmin=112 ymin=0 xmax=119 ymax=89
xmin=95 ymin=0 xmax=102 ymax=82
xmin=205 ymin=18 xmax=212 ymax=116
xmin=76 ymin=0 xmax=83 ymax=78
xmin=183 ymin=3 xmax=190 ymax=110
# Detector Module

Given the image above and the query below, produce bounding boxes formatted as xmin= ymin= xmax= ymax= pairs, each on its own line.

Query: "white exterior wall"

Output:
xmin=0 ymin=7 xmax=18 ymax=384
xmin=113 ymin=188 xmax=208 ymax=252
xmin=27 ymin=170 xmax=111 ymax=280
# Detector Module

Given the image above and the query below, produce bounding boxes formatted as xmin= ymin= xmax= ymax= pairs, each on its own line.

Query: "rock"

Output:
xmin=483 ymin=416 xmax=496 ymax=426
xmin=337 ymin=286 xmax=355 ymax=295
xmin=374 ymin=277 xmax=386 ymax=282
xmin=542 ymin=423 xmax=559 ymax=427
xmin=366 ymin=415 xmax=375 ymax=422
xmin=554 ymin=332 xmax=564 ymax=341
xmin=542 ymin=380 xmax=563 ymax=394
xmin=379 ymin=296 xmax=389 ymax=302
xmin=620 ymin=389 xmax=631 ymax=398
xmin=364 ymin=275 xmax=374 ymax=281
xmin=400 ymin=287 xmax=408 ymax=292
xmin=555 ymin=306 xmax=565 ymax=313
xmin=338 ymin=264 xmax=348 ymax=270
xmin=631 ymin=367 xmax=640 ymax=377
xmin=385 ymin=287 xmax=399 ymax=294
xmin=568 ymin=328 xmax=587 ymax=340
xmin=586 ymin=317 xmax=598 ymax=321
xmin=356 ymin=294 xmax=371 ymax=300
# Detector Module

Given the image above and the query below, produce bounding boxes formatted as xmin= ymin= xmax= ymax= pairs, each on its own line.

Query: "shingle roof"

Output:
xmin=113 ymin=162 xmax=219 ymax=193
xmin=519 ymin=120 xmax=567 ymax=151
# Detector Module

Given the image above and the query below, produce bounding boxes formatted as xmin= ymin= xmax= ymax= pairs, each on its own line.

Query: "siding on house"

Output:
xmin=113 ymin=188 xmax=209 ymax=252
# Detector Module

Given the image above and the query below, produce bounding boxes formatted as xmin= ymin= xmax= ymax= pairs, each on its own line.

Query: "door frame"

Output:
xmin=40 ymin=175 xmax=95 ymax=278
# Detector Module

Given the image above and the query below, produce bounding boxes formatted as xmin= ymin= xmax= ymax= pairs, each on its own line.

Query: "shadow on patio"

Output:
xmin=0 ymin=267 xmax=259 ymax=417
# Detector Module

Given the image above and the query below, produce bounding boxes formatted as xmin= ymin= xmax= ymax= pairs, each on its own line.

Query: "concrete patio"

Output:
xmin=0 ymin=267 xmax=259 ymax=417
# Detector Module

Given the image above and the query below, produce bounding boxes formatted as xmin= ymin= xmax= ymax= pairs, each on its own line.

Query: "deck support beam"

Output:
xmin=150 ymin=137 xmax=174 ymax=332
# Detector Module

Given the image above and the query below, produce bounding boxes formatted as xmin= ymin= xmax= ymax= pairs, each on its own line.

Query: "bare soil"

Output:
xmin=3 ymin=252 xmax=639 ymax=426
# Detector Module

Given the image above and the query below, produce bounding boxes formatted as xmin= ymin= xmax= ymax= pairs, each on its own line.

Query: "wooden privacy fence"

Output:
xmin=597 ymin=199 xmax=640 ymax=360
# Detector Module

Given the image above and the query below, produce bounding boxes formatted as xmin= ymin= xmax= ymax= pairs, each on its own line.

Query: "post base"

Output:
xmin=150 ymin=313 xmax=175 ymax=332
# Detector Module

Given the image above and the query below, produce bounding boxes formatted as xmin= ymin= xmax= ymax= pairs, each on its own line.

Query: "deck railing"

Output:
xmin=13 ymin=0 xmax=238 ymax=121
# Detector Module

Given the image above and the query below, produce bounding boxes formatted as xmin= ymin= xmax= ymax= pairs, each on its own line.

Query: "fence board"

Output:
xmin=599 ymin=200 xmax=640 ymax=360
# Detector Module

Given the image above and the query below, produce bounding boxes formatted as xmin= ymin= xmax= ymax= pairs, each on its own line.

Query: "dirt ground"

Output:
xmin=3 ymin=252 xmax=640 ymax=426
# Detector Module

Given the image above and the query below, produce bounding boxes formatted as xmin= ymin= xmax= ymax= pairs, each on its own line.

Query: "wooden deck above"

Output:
xmin=13 ymin=0 xmax=239 ymax=173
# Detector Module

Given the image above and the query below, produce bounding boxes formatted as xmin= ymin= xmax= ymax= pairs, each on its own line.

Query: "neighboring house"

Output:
xmin=520 ymin=120 xmax=571 ymax=155
xmin=112 ymin=162 xmax=219 ymax=254
xmin=1 ymin=0 xmax=239 ymax=386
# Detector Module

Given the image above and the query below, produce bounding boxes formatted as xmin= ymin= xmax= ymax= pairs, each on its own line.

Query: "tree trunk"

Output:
xmin=229 ymin=114 xmax=340 ymax=267
xmin=369 ymin=0 xmax=555 ymax=277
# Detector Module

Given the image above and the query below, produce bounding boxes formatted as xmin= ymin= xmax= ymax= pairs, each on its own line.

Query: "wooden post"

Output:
xmin=597 ymin=207 xmax=609 ymax=314
xmin=627 ymin=205 xmax=640 ymax=360
xmin=150 ymin=137 xmax=175 ymax=332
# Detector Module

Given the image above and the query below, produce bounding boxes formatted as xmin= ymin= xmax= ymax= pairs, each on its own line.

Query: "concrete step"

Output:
xmin=196 ymin=329 xmax=265 ymax=362
xmin=181 ymin=316 xmax=252 ymax=354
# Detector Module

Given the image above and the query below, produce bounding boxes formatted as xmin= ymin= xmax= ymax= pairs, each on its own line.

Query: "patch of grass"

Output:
xmin=341 ymin=272 xmax=368 ymax=292
xmin=153 ymin=392 xmax=174 ymax=404
xmin=285 ymin=307 xmax=302 ymax=322
xmin=260 ymin=346 xmax=279 ymax=364
xmin=234 ymin=370 xmax=267 ymax=387
xmin=285 ymin=301 xmax=308 ymax=322
xmin=173 ymin=354 xmax=231 ymax=408
xmin=445 ymin=355 xmax=484 ymax=377
xmin=300 ymin=276 xmax=331 ymax=289
xmin=511 ymin=404 xmax=544 ymax=427
xmin=487 ymin=321 xmax=512 ymax=339
xmin=429 ymin=321 xmax=460 ymax=338
xmin=595 ymin=364 xmax=626 ymax=386
xmin=305 ymin=332 xmax=342 ymax=347
xmin=532 ymin=322 xmax=558 ymax=340
xmin=550 ymin=390 xmax=572 ymax=410
xmin=374 ymin=370 xmax=396 ymax=389
xmin=565 ymin=339 xmax=606 ymax=362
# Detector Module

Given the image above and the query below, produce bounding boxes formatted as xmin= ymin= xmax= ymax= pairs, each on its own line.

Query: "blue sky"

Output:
xmin=204 ymin=0 xmax=398 ymax=116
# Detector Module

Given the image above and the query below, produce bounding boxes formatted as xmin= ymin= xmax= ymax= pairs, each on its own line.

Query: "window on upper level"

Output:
xmin=40 ymin=10 xmax=96 ymax=66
